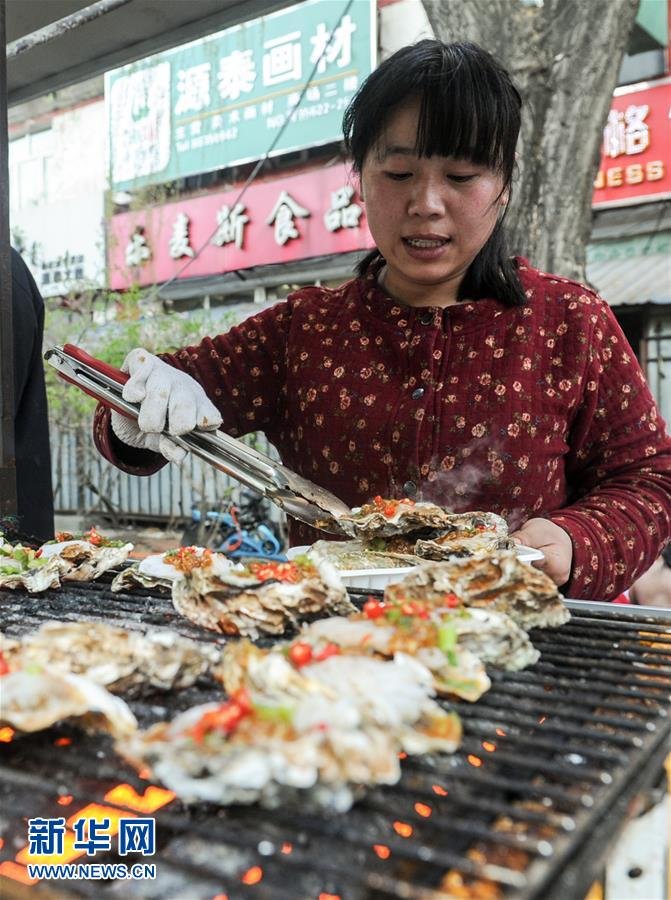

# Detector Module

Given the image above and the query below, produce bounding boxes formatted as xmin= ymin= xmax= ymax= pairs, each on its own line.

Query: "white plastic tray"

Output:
xmin=287 ymin=543 xmax=544 ymax=591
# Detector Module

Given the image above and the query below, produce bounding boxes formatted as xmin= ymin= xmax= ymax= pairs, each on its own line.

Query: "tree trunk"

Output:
xmin=421 ymin=0 xmax=639 ymax=281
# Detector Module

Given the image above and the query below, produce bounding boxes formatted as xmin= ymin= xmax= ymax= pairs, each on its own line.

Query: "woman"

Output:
xmin=94 ymin=40 xmax=671 ymax=601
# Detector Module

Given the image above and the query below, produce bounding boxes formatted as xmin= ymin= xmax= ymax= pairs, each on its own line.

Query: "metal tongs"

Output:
xmin=45 ymin=344 xmax=351 ymax=535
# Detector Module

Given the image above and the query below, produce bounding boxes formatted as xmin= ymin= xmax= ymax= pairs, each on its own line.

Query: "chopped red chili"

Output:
xmin=288 ymin=642 xmax=313 ymax=667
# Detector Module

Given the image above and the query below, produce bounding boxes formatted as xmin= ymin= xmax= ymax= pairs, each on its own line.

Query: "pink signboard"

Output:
xmin=108 ymin=163 xmax=375 ymax=289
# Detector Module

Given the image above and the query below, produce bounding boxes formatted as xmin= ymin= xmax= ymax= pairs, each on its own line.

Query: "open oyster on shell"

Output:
xmin=172 ymin=552 xmax=355 ymax=638
xmin=338 ymin=498 xmax=458 ymax=544
xmin=415 ymin=523 xmax=513 ymax=561
xmin=40 ymin=529 xmax=133 ymax=581
xmin=300 ymin=607 xmax=491 ymax=702
xmin=220 ymin=639 xmax=465 ymax=749
xmin=111 ymin=548 xmax=234 ymax=593
xmin=0 ymin=534 xmax=69 ymax=593
xmin=385 ymin=551 xmax=570 ymax=630
xmin=338 ymin=499 xmax=513 ymax=561
xmin=1 ymin=668 xmax=137 ymax=738
xmin=1 ymin=621 xmax=222 ymax=695
xmin=308 ymin=539 xmax=421 ymax=570
xmin=121 ymin=651 xmax=461 ymax=811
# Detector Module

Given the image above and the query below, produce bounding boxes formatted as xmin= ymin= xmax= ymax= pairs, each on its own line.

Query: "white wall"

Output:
xmin=9 ymin=100 xmax=107 ymax=297
xmin=379 ymin=0 xmax=434 ymax=60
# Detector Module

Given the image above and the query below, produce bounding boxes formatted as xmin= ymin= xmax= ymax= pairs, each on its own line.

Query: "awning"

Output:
xmin=6 ymin=0 xmax=294 ymax=107
xmin=586 ymin=232 xmax=671 ymax=306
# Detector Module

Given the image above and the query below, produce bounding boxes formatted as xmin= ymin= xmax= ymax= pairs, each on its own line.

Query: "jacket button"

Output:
xmin=419 ymin=311 xmax=434 ymax=325
xmin=403 ymin=480 xmax=417 ymax=496
xmin=411 ymin=387 xmax=425 ymax=400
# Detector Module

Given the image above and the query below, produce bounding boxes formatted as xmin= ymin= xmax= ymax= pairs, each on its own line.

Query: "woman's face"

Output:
xmin=360 ymin=100 xmax=507 ymax=305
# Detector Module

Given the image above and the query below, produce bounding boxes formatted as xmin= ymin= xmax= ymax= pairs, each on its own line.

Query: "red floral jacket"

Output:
xmin=94 ymin=258 xmax=671 ymax=600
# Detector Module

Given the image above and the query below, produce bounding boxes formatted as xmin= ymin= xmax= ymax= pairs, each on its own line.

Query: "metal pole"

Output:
xmin=0 ymin=0 xmax=17 ymax=518
xmin=6 ymin=0 xmax=134 ymax=60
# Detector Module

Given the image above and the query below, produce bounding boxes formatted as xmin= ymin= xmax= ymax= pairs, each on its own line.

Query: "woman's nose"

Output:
xmin=408 ymin=178 xmax=446 ymax=217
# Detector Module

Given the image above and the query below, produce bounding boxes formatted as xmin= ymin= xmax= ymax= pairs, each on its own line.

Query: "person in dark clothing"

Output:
xmin=9 ymin=247 xmax=54 ymax=543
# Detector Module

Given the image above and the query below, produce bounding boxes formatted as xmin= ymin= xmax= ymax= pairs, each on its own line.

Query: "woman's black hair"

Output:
xmin=343 ymin=40 xmax=526 ymax=307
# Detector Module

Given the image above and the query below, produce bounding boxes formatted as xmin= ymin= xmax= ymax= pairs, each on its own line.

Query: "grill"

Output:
xmin=1 ymin=577 xmax=670 ymax=900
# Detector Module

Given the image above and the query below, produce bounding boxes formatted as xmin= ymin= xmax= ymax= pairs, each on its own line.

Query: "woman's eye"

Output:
xmin=384 ymin=171 xmax=411 ymax=181
xmin=448 ymin=174 xmax=477 ymax=183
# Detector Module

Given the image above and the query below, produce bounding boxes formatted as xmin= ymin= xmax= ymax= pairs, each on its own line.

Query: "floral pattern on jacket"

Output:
xmin=94 ymin=258 xmax=671 ymax=600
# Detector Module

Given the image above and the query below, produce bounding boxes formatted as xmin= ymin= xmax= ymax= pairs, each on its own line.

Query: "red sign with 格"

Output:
xmin=107 ymin=163 xmax=375 ymax=290
xmin=592 ymin=77 xmax=671 ymax=209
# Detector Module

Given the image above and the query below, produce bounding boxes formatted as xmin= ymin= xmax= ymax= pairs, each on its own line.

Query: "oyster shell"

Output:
xmin=338 ymin=502 xmax=512 ymax=560
xmin=220 ymin=641 xmax=463 ymax=752
xmin=301 ymin=614 xmax=491 ymax=702
xmin=172 ymin=556 xmax=355 ymax=638
xmin=120 ymin=697 xmax=400 ymax=812
xmin=415 ymin=529 xmax=514 ymax=561
xmin=1 ymin=668 xmax=137 ymax=738
xmin=308 ymin=539 xmax=421 ymax=570
xmin=121 ymin=651 xmax=461 ymax=811
xmin=338 ymin=499 xmax=458 ymax=541
xmin=0 ymin=556 xmax=66 ymax=593
xmin=39 ymin=540 xmax=133 ymax=581
xmin=386 ymin=551 xmax=570 ymax=629
xmin=448 ymin=608 xmax=540 ymax=671
xmin=111 ymin=564 xmax=172 ymax=593
xmin=1 ymin=621 xmax=222 ymax=694
xmin=111 ymin=549 xmax=234 ymax=593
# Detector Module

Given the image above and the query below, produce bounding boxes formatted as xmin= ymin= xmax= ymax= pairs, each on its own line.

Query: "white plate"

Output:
xmin=515 ymin=545 xmax=545 ymax=564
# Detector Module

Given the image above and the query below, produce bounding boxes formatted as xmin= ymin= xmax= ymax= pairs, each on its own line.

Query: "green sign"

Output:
xmin=106 ymin=0 xmax=376 ymax=191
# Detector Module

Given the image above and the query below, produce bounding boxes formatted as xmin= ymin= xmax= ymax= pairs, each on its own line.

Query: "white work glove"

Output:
xmin=110 ymin=348 xmax=222 ymax=465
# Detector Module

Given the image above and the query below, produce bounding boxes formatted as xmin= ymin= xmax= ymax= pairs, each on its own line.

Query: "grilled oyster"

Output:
xmin=0 ymin=535 xmax=68 ymax=593
xmin=386 ymin=551 xmax=570 ymax=629
xmin=1 ymin=668 xmax=137 ymax=738
xmin=415 ymin=529 xmax=514 ymax=561
xmin=220 ymin=640 xmax=465 ymax=748
xmin=1 ymin=621 xmax=222 ymax=694
xmin=339 ymin=500 xmax=511 ymax=557
xmin=122 ymin=653 xmax=461 ymax=811
xmin=338 ymin=498 xmax=457 ymax=542
xmin=172 ymin=554 xmax=355 ymax=638
xmin=121 ymin=693 xmax=401 ymax=812
xmin=0 ymin=557 xmax=66 ymax=593
xmin=445 ymin=608 xmax=540 ymax=670
xmin=307 ymin=539 xmax=420 ymax=570
xmin=301 ymin=603 xmax=491 ymax=702
xmin=40 ymin=536 xmax=133 ymax=581
xmin=111 ymin=548 xmax=234 ymax=593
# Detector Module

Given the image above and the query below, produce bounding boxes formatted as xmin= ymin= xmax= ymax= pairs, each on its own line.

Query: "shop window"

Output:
xmin=645 ymin=317 xmax=671 ymax=426
xmin=614 ymin=308 xmax=645 ymax=362
xmin=617 ymin=0 xmax=668 ymax=85
xmin=8 ymin=128 xmax=53 ymax=213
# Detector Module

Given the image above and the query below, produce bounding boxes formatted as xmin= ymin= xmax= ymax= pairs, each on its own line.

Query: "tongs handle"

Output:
xmin=63 ymin=343 xmax=129 ymax=387
xmin=59 ymin=343 xmax=131 ymax=418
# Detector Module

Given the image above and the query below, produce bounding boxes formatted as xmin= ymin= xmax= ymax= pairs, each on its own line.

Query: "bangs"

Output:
xmin=413 ymin=69 xmax=513 ymax=173
xmin=344 ymin=41 xmax=521 ymax=182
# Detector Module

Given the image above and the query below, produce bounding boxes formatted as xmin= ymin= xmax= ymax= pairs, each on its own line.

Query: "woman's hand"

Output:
xmin=629 ymin=556 xmax=671 ymax=607
xmin=509 ymin=517 xmax=573 ymax=588
xmin=110 ymin=348 xmax=222 ymax=464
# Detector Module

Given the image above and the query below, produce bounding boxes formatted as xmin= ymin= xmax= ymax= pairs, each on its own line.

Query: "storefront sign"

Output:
xmin=592 ymin=77 xmax=671 ymax=208
xmin=11 ymin=196 xmax=106 ymax=298
xmin=105 ymin=0 xmax=375 ymax=192
xmin=107 ymin=163 xmax=375 ymax=289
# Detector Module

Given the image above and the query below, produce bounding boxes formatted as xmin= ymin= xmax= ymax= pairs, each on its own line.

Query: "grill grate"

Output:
xmin=1 ymin=579 xmax=670 ymax=899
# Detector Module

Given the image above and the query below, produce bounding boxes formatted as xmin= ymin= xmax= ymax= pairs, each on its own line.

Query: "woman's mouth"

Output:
xmin=402 ymin=236 xmax=451 ymax=258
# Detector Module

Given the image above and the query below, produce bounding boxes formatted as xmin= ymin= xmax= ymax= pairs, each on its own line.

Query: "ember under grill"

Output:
xmin=1 ymin=578 xmax=670 ymax=900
